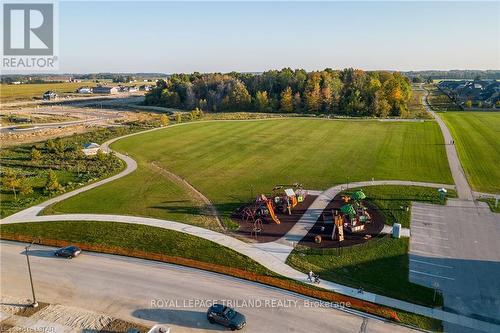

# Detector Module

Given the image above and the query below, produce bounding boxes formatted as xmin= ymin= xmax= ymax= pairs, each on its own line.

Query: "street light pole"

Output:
xmin=25 ymin=242 xmax=38 ymax=308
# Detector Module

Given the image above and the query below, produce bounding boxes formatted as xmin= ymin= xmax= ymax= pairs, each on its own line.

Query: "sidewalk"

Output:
xmin=422 ymin=86 xmax=474 ymax=200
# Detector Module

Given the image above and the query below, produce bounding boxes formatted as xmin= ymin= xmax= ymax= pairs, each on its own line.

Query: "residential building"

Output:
xmin=93 ymin=86 xmax=119 ymax=94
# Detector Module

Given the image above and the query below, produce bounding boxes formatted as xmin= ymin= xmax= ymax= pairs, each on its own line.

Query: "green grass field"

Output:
xmin=440 ymin=112 xmax=500 ymax=193
xmin=47 ymin=119 xmax=453 ymax=227
xmin=0 ymin=82 xmax=96 ymax=102
xmin=288 ymin=237 xmax=441 ymax=307
xmin=0 ymin=81 xmax=148 ymax=103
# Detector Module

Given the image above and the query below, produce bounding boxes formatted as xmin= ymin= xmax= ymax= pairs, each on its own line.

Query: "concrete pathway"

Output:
xmin=422 ymin=86 xmax=474 ymax=200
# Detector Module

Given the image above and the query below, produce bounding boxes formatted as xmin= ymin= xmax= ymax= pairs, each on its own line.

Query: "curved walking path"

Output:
xmin=422 ymin=86 xmax=474 ymax=201
xmin=2 ymin=119 xmax=499 ymax=332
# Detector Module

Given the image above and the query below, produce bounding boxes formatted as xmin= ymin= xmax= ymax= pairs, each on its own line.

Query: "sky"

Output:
xmin=56 ymin=1 xmax=500 ymax=73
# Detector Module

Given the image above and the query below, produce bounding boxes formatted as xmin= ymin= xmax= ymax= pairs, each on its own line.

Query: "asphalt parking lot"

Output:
xmin=409 ymin=199 xmax=500 ymax=333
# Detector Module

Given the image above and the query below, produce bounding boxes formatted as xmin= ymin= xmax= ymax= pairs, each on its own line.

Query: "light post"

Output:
xmin=25 ymin=242 xmax=38 ymax=308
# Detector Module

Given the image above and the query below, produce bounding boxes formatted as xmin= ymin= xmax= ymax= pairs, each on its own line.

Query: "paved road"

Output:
xmin=409 ymin=200 xmax=500 ymax=333
xmin=0 ymin=241 xmax=417 ymax=333
xmin=421 ymin=86 xmax=474 ymax=200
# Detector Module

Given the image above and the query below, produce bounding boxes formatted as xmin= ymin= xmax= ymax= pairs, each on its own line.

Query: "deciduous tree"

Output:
xmin=45 ymin=170 xmax=62 ymax=193
xmin=280 ymin=87 xmax=294 ymax=113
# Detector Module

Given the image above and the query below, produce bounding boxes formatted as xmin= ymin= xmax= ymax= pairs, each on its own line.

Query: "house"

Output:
xmin=118 ymin=85 xmax=129 ymax=92
xmin=93 ymin=86 xmax=119 ymax=94
xmin=439 ymin=79 xmax=500 ymax=107
xmin=82 ymin=142 xmax=105 ymax=156
xmin=139 ymin=85 xmax=152 ymax=91
xmin=128 ymin=86 xmax=138 ymax=93
xmin=76 ymin=86 xmax=93 ymax=94
xmin=43 ymin=91 xmax=57 ymax=100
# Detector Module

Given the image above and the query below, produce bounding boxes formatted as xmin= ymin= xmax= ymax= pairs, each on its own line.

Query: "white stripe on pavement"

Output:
xmin=410 ymin=259 xmax=453 ymax=269
xmin=410 ymin=270 xmax=455 ymax=281
xmin=412 ymin=234 xmax=449 ymax=241
xmin=411 ymin=225 xmax=442 ymax=232
xmin=411 ymin=241 xmax=450 ymax=249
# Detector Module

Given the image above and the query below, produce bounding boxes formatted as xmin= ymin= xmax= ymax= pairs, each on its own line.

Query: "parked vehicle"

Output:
xmin=54 ymin=245 xmax=82 ymax=258
xmin=207 ymin=304 xmax=246 ymax=330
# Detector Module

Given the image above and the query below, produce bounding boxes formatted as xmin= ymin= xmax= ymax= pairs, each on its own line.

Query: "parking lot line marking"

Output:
xmin=412 ymin=212 xmax=443 ymax=218
xmin=411 ymin=240 xmax=450 ymax=249
xmin=410 ymin=249 xmax=442 ymax=257
xmin=410 ymin=269 xmax=455 ymax=280
xmin=412 ymin=234 xmax=449 ymax=241
xmin=411 ymin=225 xmax=442 ymax=232
xmin=412 ymin=219 xmax=447 ymax=225
xmin=410 ymin=259 xmax=453 ymax=269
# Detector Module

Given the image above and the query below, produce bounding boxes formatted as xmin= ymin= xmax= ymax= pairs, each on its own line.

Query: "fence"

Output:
xmin=1 ymin=233 xmax=400 ymax=322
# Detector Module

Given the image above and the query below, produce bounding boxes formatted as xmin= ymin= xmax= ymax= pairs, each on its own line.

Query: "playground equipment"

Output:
xmin=251 ymin=218 xmax=263 ymax=238
xmin=265 ymin=198 xmax=281 ymax=224
xmin=239 ymin=183 xmax=307 ymax=227
xmin=242 ymin=194 xmax=281 ymax=225
xmin=338 ymin=189 xmax=372 ymax=233
xmin=331 ymin=213 xmax=345 ymax=241
xmin=271 ymin=184 xmax=307 ymax=215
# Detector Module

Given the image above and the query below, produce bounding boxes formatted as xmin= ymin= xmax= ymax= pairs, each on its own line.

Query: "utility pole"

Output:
xmin=25 ymin=242 xmax=38 ymax=308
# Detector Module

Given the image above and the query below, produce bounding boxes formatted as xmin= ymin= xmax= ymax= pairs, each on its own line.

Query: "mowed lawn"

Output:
xmin=440 ymin=112 xmax=500 ymax=193
xmin=48 ymin=119 xmax=452 ymax=225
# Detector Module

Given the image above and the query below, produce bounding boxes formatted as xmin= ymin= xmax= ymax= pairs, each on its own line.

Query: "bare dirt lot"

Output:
xmin=0 ymin=95 xmax=162 ymax=146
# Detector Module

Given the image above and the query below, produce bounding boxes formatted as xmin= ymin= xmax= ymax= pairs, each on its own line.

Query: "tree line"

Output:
xmin=145 ymin=68 xmax=413 ymax=117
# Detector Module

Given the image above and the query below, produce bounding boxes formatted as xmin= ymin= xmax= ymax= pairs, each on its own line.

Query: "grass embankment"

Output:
xmin=479 ymin=198 xmax=500 ymax=213
xmin=48 ymin=119 xmax=453 ymax=227
xmin=440 ymin=112 xmax=500 ymax=194
xmin=0 ymin=221 xmax=271 ymax=274
xmin=288 ymin=238 xmax=440 ymax=307
xmin=288 ymin=186 xmax=452 ymax=309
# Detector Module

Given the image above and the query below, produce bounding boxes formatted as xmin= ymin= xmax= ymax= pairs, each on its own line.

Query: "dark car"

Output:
xmin=54 ymin=246 xmax=82 ymax=258
xmin=207 ymin=304 xmax=246 ymax=330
